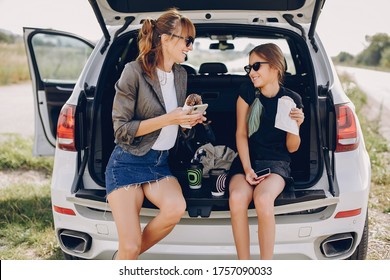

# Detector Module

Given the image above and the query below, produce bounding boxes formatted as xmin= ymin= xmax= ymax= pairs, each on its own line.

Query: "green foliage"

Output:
xmin=0 ymin=135 xmax=53 ymax=174
xmin=0 ymin=183 xmax=62 ymax=260
xmin=356 ymin=33 xmax=390 ymax=67
xmin=380 ymin=48 xmax=390 ymax=68
xmin=0 ymin=135 xmax=59 ymax=259
xmin=334 ymin=51 xmax=354 ymax=63
xmin=0 ymin=30 xmax=15 ymax=43
xmin=0 ymin=43 xmax=30 ymax=85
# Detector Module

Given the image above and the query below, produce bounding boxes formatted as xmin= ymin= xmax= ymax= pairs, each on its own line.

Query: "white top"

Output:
xmin=152 ymin=68 xmax=179 ymax=150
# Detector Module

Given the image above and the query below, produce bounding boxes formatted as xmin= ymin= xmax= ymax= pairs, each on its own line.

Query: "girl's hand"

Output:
xmin=245 ymin=169 xmax=265 ymax=186
xmin=289 ymin=108 xmax=305 ymax=127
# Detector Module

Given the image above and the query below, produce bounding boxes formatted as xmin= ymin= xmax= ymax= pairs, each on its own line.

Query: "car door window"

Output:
xmin=31 ymin=33 xmax=93 ymax=82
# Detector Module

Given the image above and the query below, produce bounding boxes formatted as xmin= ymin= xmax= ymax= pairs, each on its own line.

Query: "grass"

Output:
xmin=0 ymin=135 xmax=60 ymax=259
xmin=0 ymin=134 xmax=53 ymax=173
xmin=0 ymin=182 xmax=63 ymax=260
xmin=0 ymin=43 xmax=30 ymax=85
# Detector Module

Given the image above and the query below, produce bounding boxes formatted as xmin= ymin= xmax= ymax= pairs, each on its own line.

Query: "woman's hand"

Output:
xmin=289 ymin=108 xmax=305 ymax=127
xmin=169 ymin=107 xmax=207 ymax=127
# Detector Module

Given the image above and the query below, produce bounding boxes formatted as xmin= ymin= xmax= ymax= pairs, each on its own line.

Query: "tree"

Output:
xmin=356 ymin=33 xmax=390 ymax=66
xmin=0 ymin=31 xmax=15 ymax=43
xmin=380 ymin=48 xmax=390 ymax=68
xmin=334 ymin=51 xmax=354 ymax=63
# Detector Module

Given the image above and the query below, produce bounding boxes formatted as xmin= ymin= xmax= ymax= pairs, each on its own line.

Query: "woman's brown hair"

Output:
xmin=249 ymin=43 xmax=286 ymax=84
xmin=137 ymin=8 xmax=195 ymax=79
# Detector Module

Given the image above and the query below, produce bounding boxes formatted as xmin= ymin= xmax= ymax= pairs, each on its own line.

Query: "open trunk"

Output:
xmin=79 ymin=24 xmax=334 ymax=217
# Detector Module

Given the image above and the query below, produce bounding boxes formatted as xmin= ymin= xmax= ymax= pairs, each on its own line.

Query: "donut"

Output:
xmin=185 ymin=93 xmax=202 ymax=106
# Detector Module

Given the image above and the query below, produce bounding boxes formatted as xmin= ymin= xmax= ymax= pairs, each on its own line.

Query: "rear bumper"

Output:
xmin=53 ymin=194 xmax=368 ymax=260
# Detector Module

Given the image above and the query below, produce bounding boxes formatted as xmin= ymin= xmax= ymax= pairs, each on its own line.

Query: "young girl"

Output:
xmin=105 ymin=9 xmax=205 ymax=260
xmin=228 ymin=43 xmax=305 ymax=259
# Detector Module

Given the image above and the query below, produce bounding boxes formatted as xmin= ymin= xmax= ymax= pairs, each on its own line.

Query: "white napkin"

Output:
xmin=274 ymin=96 xmax=299 ymax=135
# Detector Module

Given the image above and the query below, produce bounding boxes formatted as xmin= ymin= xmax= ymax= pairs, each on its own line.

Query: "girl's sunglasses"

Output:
xmin=170 ymin=33 xmax=195 ymax=47
xmin=244 ymin=61 xmax=269 ymax=74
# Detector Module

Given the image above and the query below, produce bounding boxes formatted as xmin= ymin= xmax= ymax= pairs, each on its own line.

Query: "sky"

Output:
xmin=0 ymin=0 xmax=389 ymax=56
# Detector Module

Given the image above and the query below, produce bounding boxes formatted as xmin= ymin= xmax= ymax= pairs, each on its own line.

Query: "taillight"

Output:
xmin=335 ymin=104 xmax=359 ymax=152
xmin=57 ymin=104 xmax=77 ymax=151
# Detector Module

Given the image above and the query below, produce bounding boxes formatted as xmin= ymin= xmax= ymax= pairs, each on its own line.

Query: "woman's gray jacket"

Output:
xmin=112 ymin=60 xmax=187 ymax=156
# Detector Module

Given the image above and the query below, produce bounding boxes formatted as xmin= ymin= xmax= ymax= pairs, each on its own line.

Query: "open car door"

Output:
xmin=23 ymin=28 xmax=94 ymax=156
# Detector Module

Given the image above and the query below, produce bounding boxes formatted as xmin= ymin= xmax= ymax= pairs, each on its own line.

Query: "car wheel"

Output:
xmin=347 ymin=211 xmax=368 ymax=260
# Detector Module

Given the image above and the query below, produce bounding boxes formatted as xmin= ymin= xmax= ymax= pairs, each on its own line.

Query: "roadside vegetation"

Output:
xmin=0 ymin=31 xmax=29 ymax=85
xmin=333 ymin=33 xmax=390 ymax=72
xmin=0 ymin=135 xmax=53 ymax=173
xmin=0 ymin=41 xmax=30 ymax=85
xmin=0 ymin=135 xmax=62 ymax=259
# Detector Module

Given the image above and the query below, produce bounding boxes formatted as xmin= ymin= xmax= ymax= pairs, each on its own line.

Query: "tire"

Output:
xmin=347 ymin=211 xmax=368 ymax=260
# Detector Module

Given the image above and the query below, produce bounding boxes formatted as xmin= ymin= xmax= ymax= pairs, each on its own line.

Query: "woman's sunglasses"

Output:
xmin=170 ymin=33 xmax=195 ymax=47
xmin=244 ymin=61 xmax=269 ymax=74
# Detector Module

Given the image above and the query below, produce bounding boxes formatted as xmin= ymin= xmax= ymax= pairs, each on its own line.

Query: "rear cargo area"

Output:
xmin=85 ymin=25 xmax=327 ymax=215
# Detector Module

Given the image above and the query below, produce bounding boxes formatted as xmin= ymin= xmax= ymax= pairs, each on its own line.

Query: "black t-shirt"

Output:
xmin=239 ymin=83 xmax=303 ymax=162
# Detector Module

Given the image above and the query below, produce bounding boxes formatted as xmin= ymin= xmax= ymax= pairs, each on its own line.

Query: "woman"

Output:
xmin=105 ymin=9 xmax=205 ymax=260
xmin=228 ymin=43 xmax=305 ymax=259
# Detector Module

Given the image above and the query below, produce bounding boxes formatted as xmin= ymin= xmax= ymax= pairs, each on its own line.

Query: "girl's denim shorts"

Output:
xmin=105 ymin=145 xmax=175 ymax=196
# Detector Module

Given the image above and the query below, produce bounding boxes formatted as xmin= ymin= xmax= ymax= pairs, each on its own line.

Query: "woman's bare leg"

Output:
xmin=107 ymin=186 xmax=144 ymax=259
xmin=229 ymin=174 xmax=254 ymax=259
xmin=140 ymin=177 xmax=186 ymax=254
xmin=253 ymin=174 xmax=285 ymax=260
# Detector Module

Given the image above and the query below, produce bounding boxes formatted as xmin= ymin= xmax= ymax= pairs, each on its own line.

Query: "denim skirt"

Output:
xmin=105 ymin=145 xmax=174 ymax=196
xmin=229 ymin=157 xmax=294 ymax=187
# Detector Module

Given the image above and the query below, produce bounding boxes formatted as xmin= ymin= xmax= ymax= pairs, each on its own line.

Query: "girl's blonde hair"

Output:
xmin=249 ymin=43 xmax=286 ymax=84
xmin=137 ymin=8 xmax=195 ymax=79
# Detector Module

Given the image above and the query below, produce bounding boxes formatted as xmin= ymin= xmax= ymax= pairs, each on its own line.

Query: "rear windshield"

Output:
xmin=186 ymin=37 xmax=296 ymax=75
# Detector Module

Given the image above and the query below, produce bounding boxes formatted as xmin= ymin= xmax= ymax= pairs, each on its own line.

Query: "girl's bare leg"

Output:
xmin=229 ymin=174 xmax=254 ymax=259
xmin=253 ymin=174 xmax=285 ymax=260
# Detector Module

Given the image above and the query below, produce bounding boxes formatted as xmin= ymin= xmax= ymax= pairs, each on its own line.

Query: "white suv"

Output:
xmin=24 ymin=0 xmax=370 ymax=260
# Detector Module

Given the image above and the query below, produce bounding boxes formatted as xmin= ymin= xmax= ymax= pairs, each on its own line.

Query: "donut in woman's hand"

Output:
xmin=185 ymin=93 xmax=202 ymax=106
